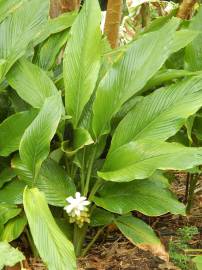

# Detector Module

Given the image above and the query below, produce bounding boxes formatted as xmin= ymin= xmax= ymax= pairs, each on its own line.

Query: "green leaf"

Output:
xmin=0 ymin=0 xmax=24 ymax=23
xmin=193 ymin=256 xmax=202 ymax=270
xmin=110 ymin=77 xmax=202 ymax=152
xmin=35 ymin=159 xmax=76 ymax=206
xmin=12 ymin=156 xmax=76 ymax=206
xmin=90 ymin=208 xmax=114 ymax=227
xmin=115 ymin=215 xmax=167 ymax=260
xmin=0 ymin=241 xmax=24 ymax=269
xmin=64 ymin=0 xmax=101 ymax=126
xmin=112 ymin=96 xmax=143 ymax=130
xmin=11 ymin=155 xmax=33 ymax=184
xmin=0 ymin=0 xmax=49 ymax=80
xmin=143 ymin=11 xmax=176 ymax=33
xmin=185 ymin=115 xmax=195 ymax=144
xmin=115 ymin=215 xmax=160 ymax=245
xmin=55 ymin=218 xmax=73 ymax=241
xmin=93 ymin=179 xmax=185 ymax=216
xmin=0 ymin=168 xmax=16 ymax=188
xmin=1 ymin=215 xmax=27 ymax=242
xmin=23 ymin=187 xmax=76 ymax=270
xmin=0 ymin=110 xmax=37 ymax=156
xmin=0 ymin=180 xmax=25 ymax=204
xmin=149 ymin=170 xmax=171 ymax=187
xmin=185 ymin=6 xmax=202 ymax=71
xmin=34 ymin=11 xmax=77 ymax=46
xmin=171 ymin=30 xmax=199 ymax=54
xmin=8 ymin=89 xmax=30 ymax=112
xmin=143 ymin=69 xmax=197 ymax=92
xmin=7 ymin=59 xmax=58 ymax=108
xmin=19 ymin=94 xmax=63 ymax=179
xmin=34 ymin=30 xmax=69 ymax=71
xmin=99 ymin=140 xmax=202 ymax=182
xmin=92 ymin=18 xmax=180 ymax=138
xmin=62 ymin=128 xmax=93 ymax=156
xmin=0 ymin=203 xmax=21 ymax=225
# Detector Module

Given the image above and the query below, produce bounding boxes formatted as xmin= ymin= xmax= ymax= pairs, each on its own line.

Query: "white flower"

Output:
xmin=64 ymin=192 xmax=91 ymax=227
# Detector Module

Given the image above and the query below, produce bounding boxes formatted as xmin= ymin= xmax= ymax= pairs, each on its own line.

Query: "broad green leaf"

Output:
xmin=55 ymin=218 xmax=73 ymax=241
xmin=34 ymin=11 xmax=77 ymax=46
xmin=170 ymin=30 xmax=199 ymax=54
xmin=92 ymin=18 xmax=180 ymax=138
xmin=166 ymin=48 xmax=185 ymax=70
xmin=49 ymin=148 xmax=63 ymax=163
xmin=143 ymin=11 xmax=176 ymax=33
xmin=7 ymin=59 xmax=58 ymax=108
xmin=185 ymin=6 xmax=202 ymax=71
xmin=110 ymin=77 xmax=202 ymax=152
xmin=35 ymin=159 xmax=76 ymax=206
xmin=0 ymin=110 xmax=37 ymax=156
xmin=23 ymin=188 xmax=76 ymax=270
xmin=64 ymin=0 xmax=101 ymax=126
xmin=0 ymin=168 xmax=16 ymax=188
xmin=149 ymin=170 xmax=171 ymax=187
xmin=193 ymin=256 xmax=202 ymax=270
xmin=34 ymin=30 xmax=69 ymax=71
xmin=62 ymin=128 xmax=93 ymax=156
xmin=20 ymin=94 xmax=63 ymax=179
xmin=12 ymin=156 xmax=76 ymax=206
xmin=143 ymin=69 xmax=198 ymax=92
xmin=93 ymin=179 xmax=185 ymax=216
xmin=115 ymin=215 xmax=160 ymax=245
xmin=11 ymin=156 xmax=32 ymax=184
xmin=90 ymin=208 xmax=114 ymax=227
xmin=8 ymin=89 xmax=30 ymax=112
xmin=0 ymin=204 xmax=21 ymax=225
xmin=0 ymin=180 xmax=25 ymax=204
xmin=0 ymin=0 xmax=24 ymax=23
xmin=0 ymin=0 xmax=49 ymax=80
xmin=112 ymin=96 xmax=143 ymax=130
xmin=99 ymin=140 xmax=202 ymax=182
xmin=115 ymin=215 xmax=167 ymax=260
xmin=0 ymin=241 xmax=24 ymax=269
xmin=1 ymin=215 xmax=27 ymax=242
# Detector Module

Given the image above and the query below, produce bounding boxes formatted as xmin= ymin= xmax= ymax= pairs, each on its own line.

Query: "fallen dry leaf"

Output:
xmin=137 ymin=243 xmax=169 ymax=262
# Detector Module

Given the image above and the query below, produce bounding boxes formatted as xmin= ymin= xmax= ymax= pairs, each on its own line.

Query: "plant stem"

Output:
xmin=184 ymin=172 xmax=191 ymax=204
xmin=25 ymin=228 xmax=38 ymax=258
xmin=81 ymin=148 xmax=86 ymax=193
xmin=88 ymin=178 xmax=103 ymax=201
xmin=84 ymin=146 xmax=97 ymax=196
xmin=185 ymin=249 xmax=202 ymax=252
xmin=81 ymin=226 xmax=105 ymax=257
xmin=73 ymin=224 xmax=88 ymax=257
xmin=65 ymin=155 xmax=71 ymax=174
xmin=186 ymin=173 xmax=199 ymax=214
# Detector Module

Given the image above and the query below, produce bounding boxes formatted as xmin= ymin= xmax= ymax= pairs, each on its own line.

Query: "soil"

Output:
xmin=6 ymin=173 xmax=202 ymax=270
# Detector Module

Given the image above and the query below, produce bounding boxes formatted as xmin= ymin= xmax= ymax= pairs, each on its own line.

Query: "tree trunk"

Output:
xmin=177 ymin=0 xmax=196 ymax=19
xmin=104 ymin=0 xmax=122 ymax=48
xmin=50 ymin=0 xmax=80 ymax=18
xmin=50 ymin=0 xmax=61 ymax=18
xmin=60 ymin=0 xmax=80 ymax=12
xmin=140 ymin=3 xmax=150 ymax=28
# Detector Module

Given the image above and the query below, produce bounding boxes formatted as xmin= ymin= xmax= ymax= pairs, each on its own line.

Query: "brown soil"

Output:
xmin=6 ymin=173 xmax=202 ymax=270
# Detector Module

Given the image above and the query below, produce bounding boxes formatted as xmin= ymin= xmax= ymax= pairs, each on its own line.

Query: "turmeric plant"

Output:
xmin=1 ymin=1 xmax=202 ymax=269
